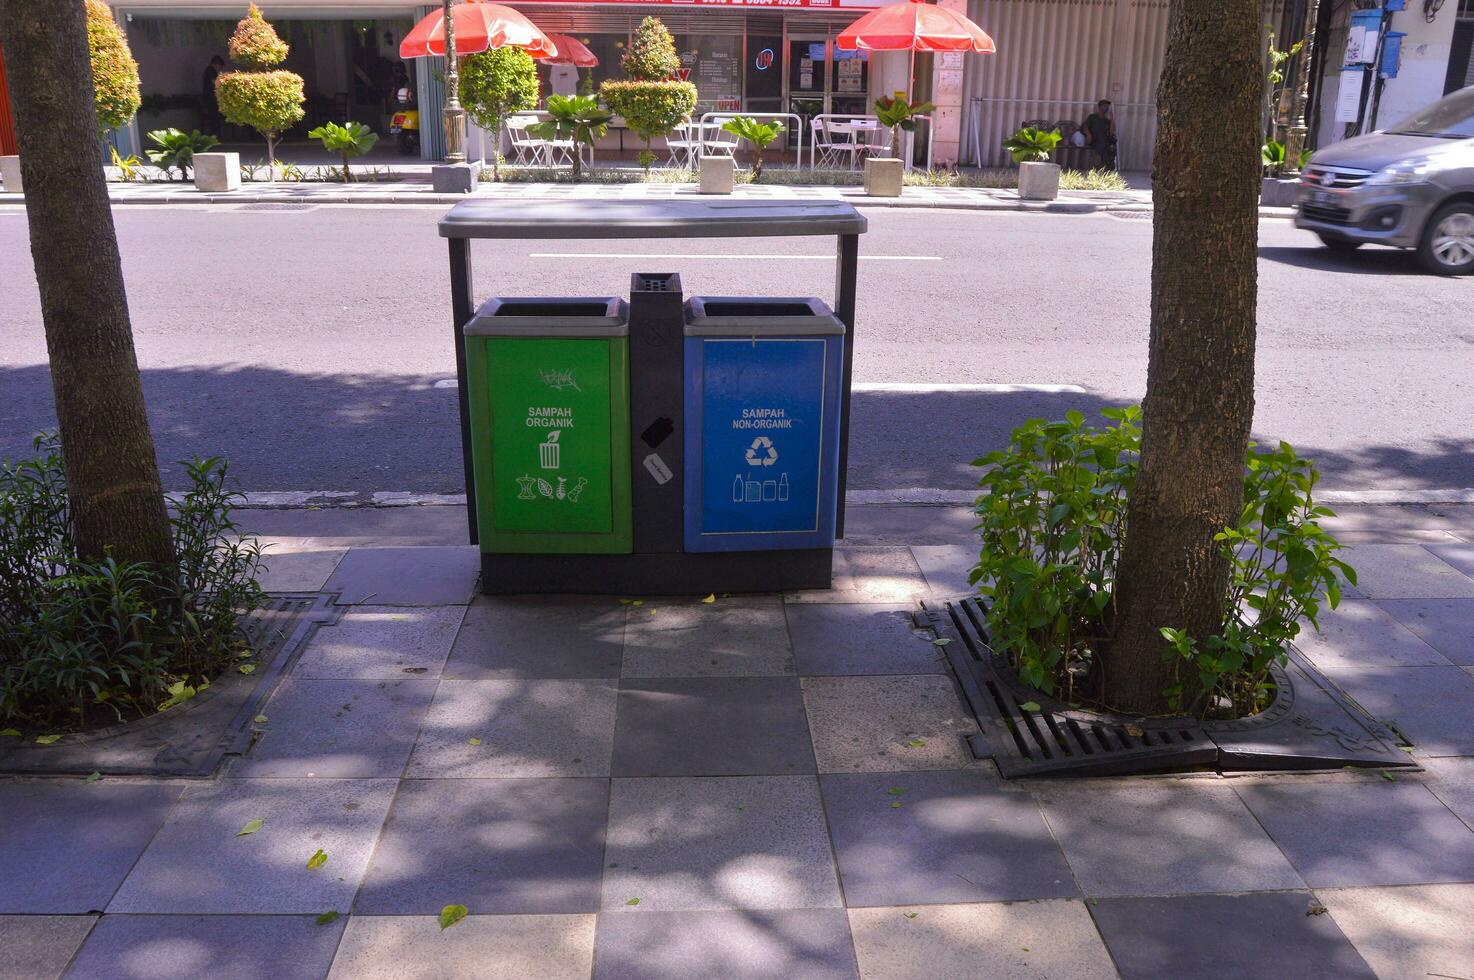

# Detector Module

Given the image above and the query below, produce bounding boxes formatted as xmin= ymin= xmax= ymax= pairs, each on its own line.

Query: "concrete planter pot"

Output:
xmin=1260 ymin=176 xmax=1300 ymax=208
xmin=432 ymin=161 xmax=482 ymax=194
xmin=1018 ymin=160 xmax=1060 ymax=201
xmin=864 ymin=157 xmax=903 ymax=198
xmin=193 ymin=152 xmax=241 ymax=193
xmin=0 ymin=155 xmax=21 ymax=194
xmin=699 ymin=155 xmax=735 ymax=194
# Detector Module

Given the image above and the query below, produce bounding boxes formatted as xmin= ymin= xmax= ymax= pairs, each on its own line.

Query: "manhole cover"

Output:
xmin=921 ymin=597 xmax=1414 ymax=778
xmin=0 ymin=594 xmax=338 ymax=777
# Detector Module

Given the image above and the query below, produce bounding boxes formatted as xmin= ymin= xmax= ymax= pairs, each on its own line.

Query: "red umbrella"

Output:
xmin=543 ymin=33 xmax=598 ymax=68
xmin=400 ymin=1 xmax=557 ymax=59
xmin=836 ymin=0 xmax=995 ymax=54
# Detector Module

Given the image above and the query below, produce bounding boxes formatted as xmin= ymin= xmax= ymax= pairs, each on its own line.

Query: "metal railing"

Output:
xmin=812 ymin=113 xmax=934 ymax=172
xmin=698 ymin=112 xmax=807 ymax=169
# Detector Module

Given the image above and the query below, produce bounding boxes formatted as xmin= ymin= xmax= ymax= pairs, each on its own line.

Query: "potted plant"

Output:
xmin=868 ymin=93 xmax=934 ymax=197
xmin=721 ymin=116 xmax=784 ymax=182
xmin=307 ymin=121 xmax=379 ymax=182
xmin=600 ymin=16 xmax=697 ymax=172
xmin=528 ymin=94 xmax=612 ymax=181
xmin=145 ymin=128 xmax=218 ymax=180
xmin=1003 ymin=125 xmax=1063 ymax=201
xmin=458 ymin=46 xmax=540 ymax=181
xmin=1260 ymin=139 xmax=1310 ymax=207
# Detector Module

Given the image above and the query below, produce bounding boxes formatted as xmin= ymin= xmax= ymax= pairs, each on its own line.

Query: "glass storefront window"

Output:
xmin=677 ymin=35 xmax=742 ymax=115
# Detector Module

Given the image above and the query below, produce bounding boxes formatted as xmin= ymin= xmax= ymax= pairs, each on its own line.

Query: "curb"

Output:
xmin=1 ymin=190 xmax=1296 ymax=220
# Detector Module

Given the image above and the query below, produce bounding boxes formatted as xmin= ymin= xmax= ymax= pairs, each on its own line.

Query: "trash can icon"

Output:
xmin=540 ymin=430 xmax=563 ymax=470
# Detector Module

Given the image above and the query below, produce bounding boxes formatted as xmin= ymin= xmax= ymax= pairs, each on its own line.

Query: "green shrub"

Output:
xmin=145 ymin=128 xmax=218 ymax=179
xmin=0 ymin=437 xmax=265 ymax=730
xmin=721 ymin=116 xmax=784 ymax=181
xmin=600 ymin=79 xmax=697 ymax=167
xmin=970 ymin=408 xmax=1355 ymax=718
xmin=307 ymin=121 xmax=378 ymax=181
xmin=217 ymin=5 xmax=304 ymax=169
xmin=1002 ymin=126 xmax=1062 ymax=164
xmin=228 ymin=2 xmax=289 ymax=70
xmin=217 ymin=70 xmax=305 ymax=163
xmin=622 ymin=16 xmax=680 ymax=80
xmin=459 ymin=47 xmax=540 ymax=180
xmin=86 ymin=0 xmax=141 ymax=134
xmin=528 ymin=95 xmax=612 ymax=180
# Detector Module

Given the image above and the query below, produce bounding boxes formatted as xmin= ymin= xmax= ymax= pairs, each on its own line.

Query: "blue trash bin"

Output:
xmin=683 ymin=297 xmax=845 ymax=553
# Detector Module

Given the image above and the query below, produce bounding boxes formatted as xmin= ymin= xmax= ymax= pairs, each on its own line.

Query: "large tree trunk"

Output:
xmin=1099 ymin=0 xmax=1262 ymax=715
xmin=0 ymin=0 xmax=174 ymax=570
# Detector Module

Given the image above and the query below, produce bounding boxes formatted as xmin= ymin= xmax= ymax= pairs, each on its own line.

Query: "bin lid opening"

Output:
xmin=493 ymin=301 xmax=616 ymax=318
xmin=697 ymin=301 xmax=820 ymax=318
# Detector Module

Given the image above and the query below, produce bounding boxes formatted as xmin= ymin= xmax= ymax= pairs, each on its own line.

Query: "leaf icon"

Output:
xmin=537 ymin=479 xmax=554 ymax=498
xmin=547 ymin=430 xmax=561 ymax=444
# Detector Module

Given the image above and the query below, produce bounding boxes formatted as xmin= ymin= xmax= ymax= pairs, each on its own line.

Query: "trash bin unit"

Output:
xmin=683 ymin=297 xmax=845 ymax=553
xmin=463 ymin=297 xmax=633 ymax=554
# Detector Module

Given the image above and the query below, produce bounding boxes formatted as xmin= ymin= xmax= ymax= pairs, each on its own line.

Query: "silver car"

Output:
xmin=1295 ymin=85 xmax=1474 ymax=275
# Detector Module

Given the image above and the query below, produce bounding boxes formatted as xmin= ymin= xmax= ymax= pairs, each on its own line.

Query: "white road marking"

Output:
xmin=852 ymin=383 xmax=1087 ymax=394
xmin=528 ymin=252 xmax=942 ymax=261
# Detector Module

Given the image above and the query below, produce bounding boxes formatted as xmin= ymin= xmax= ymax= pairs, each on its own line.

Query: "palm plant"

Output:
xmin=529 ymin=95 xmax=613 ymax=180
xmin=1002 ymin=126 xmax=1062 ymax=164
xmin=721 ymin=116 xmax=784 ymax=181
xmin=873 ymin=93 xmax=935 ymax=160
xmin=307 ymin=121 xmax=379 ymax=182
xmin=145 ymin=128 xmax=219 ymax=180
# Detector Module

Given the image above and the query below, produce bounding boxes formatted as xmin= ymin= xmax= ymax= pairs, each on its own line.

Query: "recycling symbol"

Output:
xmin=745 ymin=436 xmax=779 ymax=467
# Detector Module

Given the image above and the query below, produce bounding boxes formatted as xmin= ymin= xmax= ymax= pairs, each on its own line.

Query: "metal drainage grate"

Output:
xmin=921 ymin=596 xmax=1413 ymax=778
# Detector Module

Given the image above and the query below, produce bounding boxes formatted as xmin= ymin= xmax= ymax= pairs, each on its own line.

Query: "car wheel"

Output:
xmin=1316 ymin=235 xmax=1362 ymax=253
xmin=1418 ymin=202 xmax=1474 ymax=276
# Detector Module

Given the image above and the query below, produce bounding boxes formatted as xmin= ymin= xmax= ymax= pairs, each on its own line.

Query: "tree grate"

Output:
xmin=921 ymin=597 xmax=1415 ymax=778
xmin=0 ymin=594 xmax=339 ymax=778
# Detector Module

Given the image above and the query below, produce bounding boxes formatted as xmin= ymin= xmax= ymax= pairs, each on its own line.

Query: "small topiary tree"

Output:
xmin=215 ymin=4 xmax=304 ymax=177
xmin=85 ymin=0 xmax=141 ymax=136
xmin=601 ymin=16 xmax=696 ymax=171
xmin=458 ymin=46 xmax=539 ymax=181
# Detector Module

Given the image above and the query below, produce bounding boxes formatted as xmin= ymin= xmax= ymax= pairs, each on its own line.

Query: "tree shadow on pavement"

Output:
xmin=1257 ymin=244 xmax=1427 ymax=277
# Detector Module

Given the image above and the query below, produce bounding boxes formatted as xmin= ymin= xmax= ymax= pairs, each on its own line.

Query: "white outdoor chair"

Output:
xmin=506 ymin=115 xmax=549 ymax=166
xmin=813 ymin=119 xmax=861 ymax=170
xmin=666 ymin=119 xmax=702 ymax=169
xmin=856 ymin=119 xmax=893 ymax=160
xmin=702 ymin=118 xmax=739 ymax=159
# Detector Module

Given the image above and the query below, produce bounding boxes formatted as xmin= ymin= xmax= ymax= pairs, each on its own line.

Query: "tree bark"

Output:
xmin=1099 ymin=0 xmax=1262 ymax=715
xmin=0 ymin=0 xmax=175 ymax=571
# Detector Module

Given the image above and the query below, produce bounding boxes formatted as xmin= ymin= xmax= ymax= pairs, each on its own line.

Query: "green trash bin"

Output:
xmin=463 ymin=297 xmax=633 ymax=554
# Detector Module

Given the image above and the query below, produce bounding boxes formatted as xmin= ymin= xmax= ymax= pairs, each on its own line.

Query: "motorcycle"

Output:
xmin=390 ymin=86 xmax=420 ymax=156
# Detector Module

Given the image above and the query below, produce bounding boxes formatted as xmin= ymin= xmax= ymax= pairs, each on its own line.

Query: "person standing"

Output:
xmin=1083 ymin=99 xmax=1116 ymax=170
xmin=202 ymin=55 xmax=225 ymax=136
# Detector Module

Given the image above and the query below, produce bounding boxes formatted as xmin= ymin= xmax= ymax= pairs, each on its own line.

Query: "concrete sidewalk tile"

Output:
xmin=603 ymin=776 xmax=841 ymax=911
xmin=801 ymin=675 xmax=978 ymax=773
xmin=107 ymin=778 xmax=396 ymax=913
xmin=1318 ymin=883 xmax=1474 ymax=980
xmin=0 ymin=915 xmax=96 ymax=980
xmin=1339 ymin=544 xmax=1474 ymax=600
xmin=353 ymin=778 xmax=607 ymax=914
xmin=66 ymin=914 xmax=344 ymax=980
xmin=821 ymin=771 xmax=1075 ymax=907
xmin=445 ymin=596 xmax=624 ymax=679
xmin=1324 ymin=666 xmax=1474 ymax=756
xmin=786 ymin=548 xmax=927 ymax=604
xmin=611 ymin=678 xmax=815 ymax=778
xmin=324 ymin=547 xmax=480 ymax=605
xmin=786 ymin=604 xmax=946 ymax=676
xmin=256 ymin=547 xmax=347 ymax=593
xmin=622 ymin=597 xmax=794 ymax=678
xmin=910 ymin=545 xmax=979 ymax=597
xmin=229 ymin=678 xmax=436 ymax=778
xmin=1415 ymin=756 xmax=1474 ymax=829
xmin=1035 ymin=781 xmax=1304 ymax=897
xmin=592 ymin=909 xmax=857 ymax=980
xmin=406 ymin=679 xmax=617 ymax=778
xmin=1428 ymin=543 xmax=1474 ymax=578
xmin=0 ymin=781 xmax=183 ymax=913
xmin=328 ymin=914 xmax=595 ymax=979
xmin=294 ymin=606 xmax=464 ymax=679
xmin=1377 ymin=599 xmax=1474 ymax=665
xmin=1088 ymin=892 xmax=1374 ymax=980
xmin=1292 ymin=599 xmax=1452 ymax=671
xmin=847 ymin=900 xmax=1117 ymax=980
xmin=1235 ymin=779 xmax=1474 ymax=887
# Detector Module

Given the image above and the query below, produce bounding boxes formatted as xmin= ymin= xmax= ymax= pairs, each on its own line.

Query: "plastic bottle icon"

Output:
xmin=778 ymin=474 xmax=790 ymax=501
xmin=732 ymin=475 xmax=744 ymax=503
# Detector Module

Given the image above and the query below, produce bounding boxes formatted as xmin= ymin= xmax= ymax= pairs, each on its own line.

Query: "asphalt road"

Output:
xmin=1 ymin=202 xmax=1469 ymax=495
